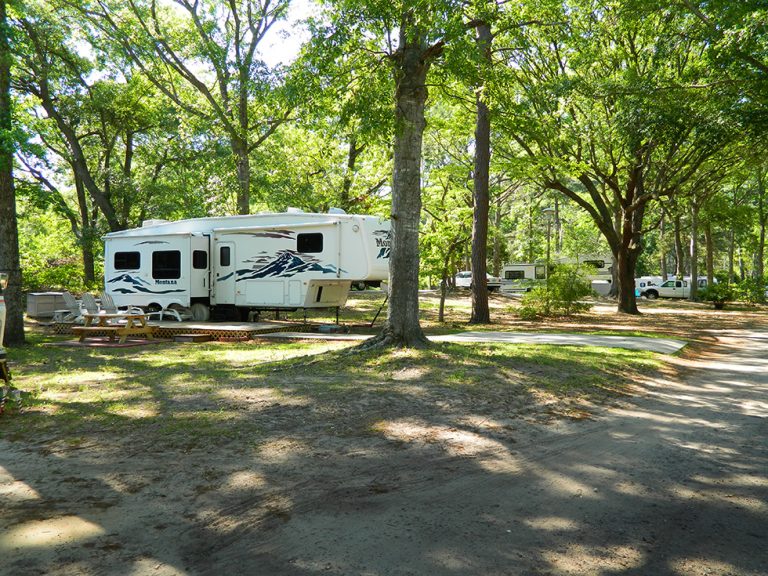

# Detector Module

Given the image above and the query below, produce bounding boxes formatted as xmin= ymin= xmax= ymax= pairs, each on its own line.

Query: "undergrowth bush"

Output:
xmin=700 ymin=282 xmax=734 ymax=309
xmin=733 ymin=277 xmax=766 ymax=304
xmin=518 ymin=264 xmax=594 ymax=319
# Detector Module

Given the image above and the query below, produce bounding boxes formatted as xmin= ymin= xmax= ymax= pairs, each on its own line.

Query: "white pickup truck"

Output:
xmin=641 ymin=278 xmax=709 ymax=299
xmin=455 ymin=271 xmax=502 ymax=292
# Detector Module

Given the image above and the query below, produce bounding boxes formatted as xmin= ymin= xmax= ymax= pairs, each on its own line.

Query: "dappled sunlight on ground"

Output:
xmin=669 ymin=558 xmax=750 ymax=575
xmin=3 ymin=301 xmax=767 ymax=575
xmin=257 ymin=438 xmax=312 ymax=462
xmin=523 ymin=516 xmax=580 ymax=532
xmin=224 ymin=470 xmax=268 ymax=491
xmin=0 ymin=516 xmax=105 ymax=551
xmin=542 ymin=543 xmax=645 ymax=573
xmin=127 ymin=558 xmax=188 ymax=576
xmin=0 ymin=466 xmax=42 ymax=502
xmin=104 ymin=402 xmax=158 ymax=419
xmin=217 ymin=387 xmax=309 ymax=407
xmin=372 ymin=418 xmax=523 ymax=473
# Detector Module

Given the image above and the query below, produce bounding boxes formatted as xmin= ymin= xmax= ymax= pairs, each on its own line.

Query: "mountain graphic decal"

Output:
xmin=242 ymin=252 xmax=273 ymax=265
xmin=108 ymin=274 xmax=152 ymax=286
xmin=373 ymin=229 xmax=391 ymax=259
xmin=234 ymin=250 xmax=342 ymax=281
xmin=107 ymin=274 xmax=184 ymax=294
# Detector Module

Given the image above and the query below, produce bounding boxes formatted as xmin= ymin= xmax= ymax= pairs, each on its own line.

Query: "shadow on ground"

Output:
xmin=1 ymin=331 xmax=766 ymax=575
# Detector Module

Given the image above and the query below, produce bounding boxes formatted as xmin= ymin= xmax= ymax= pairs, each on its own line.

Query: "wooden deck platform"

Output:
xmin=53 ymin=320 xmax=310 ymax=341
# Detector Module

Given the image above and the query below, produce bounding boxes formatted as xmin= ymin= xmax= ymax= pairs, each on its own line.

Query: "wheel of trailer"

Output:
xmin=352 ymin=281 xmax=366 ymax=291
xmin=190 ymin=302 xmax=210 ymax=321
xmin=645 ymin=290 xmax=658 ymax=300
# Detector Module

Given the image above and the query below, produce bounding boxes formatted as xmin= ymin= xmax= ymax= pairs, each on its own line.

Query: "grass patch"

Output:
xmin=3 ymin=330 xmax=664 ymax=449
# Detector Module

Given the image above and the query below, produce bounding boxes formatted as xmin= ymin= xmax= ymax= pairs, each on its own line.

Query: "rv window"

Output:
xmin=583 ymin=260 xmax=605 ymax=269
xmin=220 ymin=246 xmax=231 ymax=267
xmin=505 ymin=270 xmax=526 ymax=280
xmin=193 ymin=250 xmax=208 ymax=269
xmin=297 ymin=233 xmax=323 ymax=253
xmin=152 ymin=250 xmax=181 ymax=279
xmin=114 ymin=251 xmax=140 ymax=270
xmin=535 ymin=266 xmax=546 ymax=280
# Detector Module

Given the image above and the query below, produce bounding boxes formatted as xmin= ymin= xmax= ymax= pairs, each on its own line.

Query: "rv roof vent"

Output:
xmin=328 ymin=207 xmax=347 ymax=215
xmin=142 ymin=219 xmax=169 ymax=227
xmin=286 ymin=207 xmax=304 ymax=214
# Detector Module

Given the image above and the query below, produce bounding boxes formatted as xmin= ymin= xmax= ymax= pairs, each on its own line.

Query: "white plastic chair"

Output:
xmin=146 ymin=306 xmax=190 ymax=322
xmin=100 ymin=293 xmax=143 ymax=315
xmin=52 ymin=291 xmax=84 ymax=323
xmin=80 ymin=293 xmax=101 ymax=316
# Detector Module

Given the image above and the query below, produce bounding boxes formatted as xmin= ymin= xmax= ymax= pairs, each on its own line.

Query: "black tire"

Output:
xmin=190 ymin=302 xmax=211 ymax=321
xmin=645 ymin=290 xmax=658 ymax=300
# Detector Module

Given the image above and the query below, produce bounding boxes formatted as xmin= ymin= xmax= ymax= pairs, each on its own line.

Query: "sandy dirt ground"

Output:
xmin=1 ymin=309 xmax=767 ymax=575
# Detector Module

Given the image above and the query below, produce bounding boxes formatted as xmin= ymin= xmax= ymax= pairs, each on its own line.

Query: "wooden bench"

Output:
xmin=72 ymin=326 xmax=122 ymax=342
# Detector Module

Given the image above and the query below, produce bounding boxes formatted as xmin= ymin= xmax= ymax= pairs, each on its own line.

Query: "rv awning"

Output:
xmin=212 ymin=221 xmax=339 ymax=234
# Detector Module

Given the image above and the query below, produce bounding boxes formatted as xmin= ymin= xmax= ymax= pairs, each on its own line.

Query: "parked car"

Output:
xmin=641 ymin=277 xmax=713 ymax=299
xmin=455 ymin=271 xmax=502 ymax=292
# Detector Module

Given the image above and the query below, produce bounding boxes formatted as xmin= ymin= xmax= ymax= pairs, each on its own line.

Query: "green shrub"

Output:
xmin=518 ymin=264 xmax=593 ymax=319
xmin=733 ymin=277 xmax=766 ymax=304
xmin=700 ymin=282 xmax=734 ymax=309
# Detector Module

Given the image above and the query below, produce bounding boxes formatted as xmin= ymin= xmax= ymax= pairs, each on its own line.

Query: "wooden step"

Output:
xmin=174 ymin=333 xmax=213 ymax=343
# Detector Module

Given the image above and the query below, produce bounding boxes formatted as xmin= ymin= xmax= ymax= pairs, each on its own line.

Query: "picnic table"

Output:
xmin=73 ymin=313 xmax=154 ymax=344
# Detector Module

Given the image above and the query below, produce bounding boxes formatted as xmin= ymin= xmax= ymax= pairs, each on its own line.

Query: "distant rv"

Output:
xmin=500 ymin=263 xmax=547 ymax=292
xmin=103 ymin=209 xmax=390 ymax=321
xmin=500 ymin=255 xmax=613 ymax=295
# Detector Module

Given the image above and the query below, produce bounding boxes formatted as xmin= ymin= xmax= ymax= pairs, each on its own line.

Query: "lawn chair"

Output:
xmin=83 ymin=292 xmax=132 ymax=326
xmin=81 ymin=292 xmax=101 ymax=316
xmin=146 ymin=305 xmax=189 ymax=322
xmin=100 ymin=292 xmax=143 ymax=315
xmin=52 ymin=291 xmax=84 ymax=323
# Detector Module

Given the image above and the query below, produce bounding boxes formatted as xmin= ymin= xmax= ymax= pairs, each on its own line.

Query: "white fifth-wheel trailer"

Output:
xmin=103 ymin=209 xmax=391 ymax=321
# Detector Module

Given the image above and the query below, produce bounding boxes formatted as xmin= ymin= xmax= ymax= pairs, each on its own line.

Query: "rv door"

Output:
xmin=213 ymin=241 xmax=236 ymax=305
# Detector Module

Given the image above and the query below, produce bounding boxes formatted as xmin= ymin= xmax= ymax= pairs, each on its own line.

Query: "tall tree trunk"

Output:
xmin=674 ymin=215 xmax=685 ymax=278
xmin=616 ymin=248 xmax=639 ymax=313
xmin=608 ymin=207 xmax=621 ymax=298
xmin=615 ymin=202 xmax=645 ymax=314
xmin=689 ymin=202 xmax=699 ymax=301
xmin=492 ymin=202 xmax=502 ymax=276
xmin=704 ymin=220 xmax=714 ymax=289
xmin=341 ymin=136 xmax=364 ymax=212
xmin=232 ymin=137 xmax=250 ymax=215
xmin=756 ymin=169 xmax=766 ymax=282
xmin=367 ymin=29 xmax=442 ymax=348
xmin=728 ymin=227 xmax=735 ymax=283
xmin=74 ymin=174 xmax=96 ymax=286
xmin=660 ymin=215 xmax=668 ymax=281
xmin=0 ymin=0 xmax=24 ymax=346
xmin=738 ymin=247 xmax=745 ymax=281
xmin=554 ymin=196 xmax=562 ymax=253
xmin=438 ymin=248 xmax=455 ymax=323
xmin=120 ymin=130 xmax=134 ymax=226
xmin=527 ymin=204 xmax=535 ymax=263
xmin=470 ymin=21 xmax=492 ymax=325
